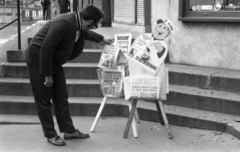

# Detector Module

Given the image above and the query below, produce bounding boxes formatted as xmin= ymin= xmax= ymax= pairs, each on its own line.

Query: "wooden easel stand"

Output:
xmin=123 ymin=99 xmax=173 ymax=139
xmin=90 ymin=97 xmax=173 ymax=139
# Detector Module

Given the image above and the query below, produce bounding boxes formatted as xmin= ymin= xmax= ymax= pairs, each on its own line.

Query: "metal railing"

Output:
xmin=0 ymin=0 xmax=22 ymax=50
xmin=0 ymin=19 xmax=18 ymax=31
xmin=0 ymin=18 xmax=21 ymax=50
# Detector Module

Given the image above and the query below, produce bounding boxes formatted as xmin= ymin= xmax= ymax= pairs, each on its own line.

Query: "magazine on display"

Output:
xmin=127 ymin=34 xmax=168 ymax=75
xmin=98 ymin=44 xmax=128 ymax=69
xmin=114 ymin=33 xmax=132 ymax=55
xmin=98 ymin=45 xmax=121 ymax=69
xmin=124 ymin=76 xmax=160 ymax=101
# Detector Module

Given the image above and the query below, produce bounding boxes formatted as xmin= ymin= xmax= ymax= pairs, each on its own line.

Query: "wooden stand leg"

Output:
xmin=127 ymin=100 xmax=138 ymax=138
xmin=158 ymin=100 xmax=173 ymax=139
xmin=124 ymin=100 xmax=138 ymax=138
xmin=155 ymin=100 xmax=165 ymax=125
xmin=134 ymin=108 xmax=140 ymax=123
xmin=90 ymin=97 xmax=108 ymax=132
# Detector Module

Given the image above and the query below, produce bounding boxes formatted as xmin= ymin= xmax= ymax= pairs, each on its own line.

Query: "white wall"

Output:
xmin=152 ymin=0 xmax=240 ymax=70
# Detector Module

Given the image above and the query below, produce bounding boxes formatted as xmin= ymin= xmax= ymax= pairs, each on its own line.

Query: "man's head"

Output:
xmin=80 ymin=5 xmax=104 ymax=31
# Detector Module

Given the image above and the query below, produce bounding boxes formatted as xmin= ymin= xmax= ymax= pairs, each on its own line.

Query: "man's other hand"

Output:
xmin=44 ymin=76 xmax=53 ymax=87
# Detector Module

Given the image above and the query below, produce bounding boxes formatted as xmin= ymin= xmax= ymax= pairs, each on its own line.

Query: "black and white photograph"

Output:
xmin=0 ymin=0 xmax=240 ymax=152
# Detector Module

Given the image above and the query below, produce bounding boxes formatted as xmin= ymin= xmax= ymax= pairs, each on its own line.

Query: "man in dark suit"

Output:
xmin=25 ymin=5 xmax=113 ymax=146
xmin=58 ymin=0 xmax=70 ymax=14
xmin=40 ymin=0 xmax=51 ymax=20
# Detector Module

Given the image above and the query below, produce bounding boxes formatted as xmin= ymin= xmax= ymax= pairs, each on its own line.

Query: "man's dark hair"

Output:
xmin=80 ymin=5 xmax=104 ymax=24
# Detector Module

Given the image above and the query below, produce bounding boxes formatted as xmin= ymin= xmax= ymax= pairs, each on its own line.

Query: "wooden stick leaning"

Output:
xmin=124 ymin=99 xmax=138 ymax=138
xmin=90 ymin=97 xmax=108 ymax=132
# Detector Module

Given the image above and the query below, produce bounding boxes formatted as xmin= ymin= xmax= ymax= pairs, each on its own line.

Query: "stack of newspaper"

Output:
xmin=98 ymin=45 xmax=122 ymax=69
xmin=97 ymin=66 xmax=128 ymax=98
xmin=97 ymin=33 xmax=132 ymax=98
xmin=124 ymin=76 xmax=160 ymax=101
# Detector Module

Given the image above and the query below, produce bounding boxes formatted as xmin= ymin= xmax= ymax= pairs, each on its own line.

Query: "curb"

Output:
xmin=226 ymin=122 xmax=240 ymax=139
xmin=1 ymin=97 xmax=239 ymax=139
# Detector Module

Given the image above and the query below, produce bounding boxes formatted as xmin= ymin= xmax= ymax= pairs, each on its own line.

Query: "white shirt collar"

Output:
xmin=76 ymin=12 xmax=82 ymax=31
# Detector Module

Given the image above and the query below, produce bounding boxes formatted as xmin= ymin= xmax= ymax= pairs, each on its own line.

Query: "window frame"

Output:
xmin=178 ymin=0 xmax=240 ymax=22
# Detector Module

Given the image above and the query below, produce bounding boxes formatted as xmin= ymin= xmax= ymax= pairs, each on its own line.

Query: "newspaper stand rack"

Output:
xmin=121 ymin=27 xmax=174 ymax=139
xmin=90 ymin=55 xmax=174 ymax=139
xmin=122 ymin=64 xmax=174 ymax=139
xmin=90 ymin=58 xmax=173 ymax=139
xmin=91 ymin=27 xmax=174 ymax=139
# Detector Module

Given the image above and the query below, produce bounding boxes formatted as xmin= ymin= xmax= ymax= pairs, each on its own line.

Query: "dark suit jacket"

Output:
xmin=26 ymin=12 xmax=103 ymax=76
xmin=40 ymin=0 xmax=51 ymax=7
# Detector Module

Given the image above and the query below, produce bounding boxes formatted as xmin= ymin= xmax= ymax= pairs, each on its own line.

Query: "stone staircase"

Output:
xmin=1 ymin=28 xmax=240 ymax=139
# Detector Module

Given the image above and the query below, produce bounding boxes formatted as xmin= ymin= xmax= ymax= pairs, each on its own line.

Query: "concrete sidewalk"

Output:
xmin=0 ymin=23 xmax=33 ymax=44
xmin=0 ymin=114 xmax=239 ymax=152
xmin=0 ymin=22 xmax=35 ymax=63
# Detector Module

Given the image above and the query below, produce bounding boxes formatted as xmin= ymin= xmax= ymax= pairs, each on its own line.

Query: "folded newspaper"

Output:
xmin=98 ymin=45 xmax=120 ymax=69
xmin=127 ymin=34 xmax=168 ymax=75
xmin=124 ymin=76 xmax=160 ymax=101
xmin=98 ymin=45 xmax=128 ymax=69
xmin=97 ymin=66 xmax=129 ymax=98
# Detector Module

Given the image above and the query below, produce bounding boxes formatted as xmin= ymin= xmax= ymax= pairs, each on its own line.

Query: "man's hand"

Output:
xmin=44 ymin=76 xmax=53 ymax=87
xmin=103 ymin=37 xmax=114 ymax=45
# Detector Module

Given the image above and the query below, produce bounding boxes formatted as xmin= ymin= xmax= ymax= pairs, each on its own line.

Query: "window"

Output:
xmin=179 ymin=0 xmax=240 ymax=22
xmin=5 ymin=13 xmax=12 ymax=16
xmin=5 ymin=0 xmax=24 ymax=6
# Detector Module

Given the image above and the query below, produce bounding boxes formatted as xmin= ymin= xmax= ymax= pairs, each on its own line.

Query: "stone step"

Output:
xmin=2 ymin=62 xmax=99 ymax=79
xmin=0 ymin=78 xmax=103 ymax=97
xmin=69 ymin=49 xmax=101 ymax=63
xmin=167 ymin=64 xmax=240 ymax=93
xmin=64 ymin=63 xmax=99 ymax=79
xmin=2 ymin=62 xmax=240 ymax=93
xmin=166 ymin=85 xmax=240 ymax=116
xmin=1 ymin=76 xmax=240 ymax=116
xmin=0 ymin=95 xmax=239 ymax=139
xmin=7 ymin=49 xmax=102 ymax=63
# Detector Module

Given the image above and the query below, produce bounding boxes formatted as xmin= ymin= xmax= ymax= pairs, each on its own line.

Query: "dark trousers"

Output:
xmin=27 ymin=63 xmax=76 ymax=138
xmin=42 ymin=6 xmax=49 ymax=20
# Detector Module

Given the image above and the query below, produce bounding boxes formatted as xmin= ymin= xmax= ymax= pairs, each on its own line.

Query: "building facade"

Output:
xmin=111 ymin=0 xmax=240 ymax=71
xmin=0 ymin=0 xmax=60 ymax=23
xmin=1 ymin=0 xmax=240 ymax=71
